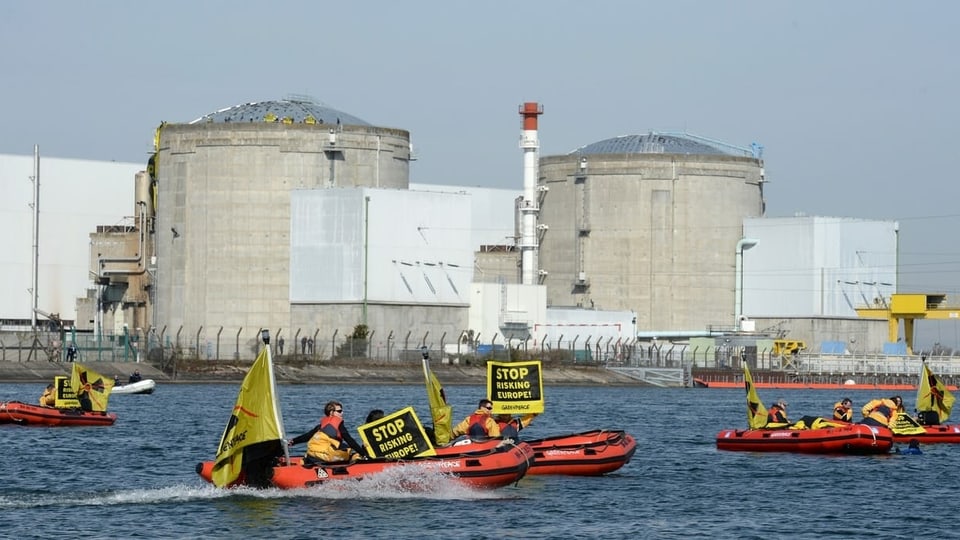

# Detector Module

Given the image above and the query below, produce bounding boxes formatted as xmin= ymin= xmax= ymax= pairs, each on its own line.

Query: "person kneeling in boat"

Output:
xmin=289 ymin=400 xmax=367 ymax=464
xmin=494 ymin=413 xmax=538 ymax=442
xmin=451 ymin=399 xmax=501 ymax=440
xmin=860 ymin=396 xmax=900 ymax=427
xmin=833 ymin=397 xmax=853 ymax=422
xmin=764 ymin=400 xmax=790 ymax=428
xmin=39 ymin=383 xmax=56 ymax=407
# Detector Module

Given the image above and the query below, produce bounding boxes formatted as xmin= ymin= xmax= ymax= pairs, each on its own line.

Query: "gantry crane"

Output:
xmin=855 ymin=293 xmax=960 ymax=354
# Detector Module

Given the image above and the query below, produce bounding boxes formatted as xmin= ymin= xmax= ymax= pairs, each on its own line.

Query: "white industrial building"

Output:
xmin=0 ymin=152 xmax=139 ymax=328
xmin=741 ymin=215 xmax=897 ymax=348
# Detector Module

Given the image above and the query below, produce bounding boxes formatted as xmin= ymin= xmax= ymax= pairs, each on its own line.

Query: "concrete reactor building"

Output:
xmin=150 ymin=97 xmax=482 ymax=353
xmin=537 ymin=134 xmax=766 ymax=335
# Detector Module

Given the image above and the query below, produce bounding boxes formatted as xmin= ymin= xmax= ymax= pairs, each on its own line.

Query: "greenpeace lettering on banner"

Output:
xmin=486 ymin=360 xmax=545 ymax=414
xmin=358 ymin=406 xmax=436 ymax=459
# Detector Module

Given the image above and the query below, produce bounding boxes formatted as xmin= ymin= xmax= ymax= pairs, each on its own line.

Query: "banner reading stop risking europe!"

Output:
xmin=357 ymin=406 xmax=436 ymax=459
xmin=486 ymin=360 xmax=544 ymax=415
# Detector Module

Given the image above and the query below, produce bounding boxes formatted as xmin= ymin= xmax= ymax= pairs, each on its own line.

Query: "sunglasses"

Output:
xmin=484 ymin=406 xmax=493 ymax=411
xmin=334 ymin=409 xmax=343 ymax=413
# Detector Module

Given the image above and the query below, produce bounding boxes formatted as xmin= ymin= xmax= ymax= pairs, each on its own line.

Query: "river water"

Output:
xmin=1 ymin=382 xmax=957 ymax=539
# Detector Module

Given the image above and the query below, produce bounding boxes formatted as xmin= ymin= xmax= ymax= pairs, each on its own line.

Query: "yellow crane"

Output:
xmin=855 ymin=293 xmax=960 ymax=354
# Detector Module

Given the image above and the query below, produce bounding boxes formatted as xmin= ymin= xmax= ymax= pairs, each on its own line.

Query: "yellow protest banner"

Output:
xmin=357 ymin=406 xmax=436 ymax=459
xmin=486 ymin=360 xmax=544 ymax=414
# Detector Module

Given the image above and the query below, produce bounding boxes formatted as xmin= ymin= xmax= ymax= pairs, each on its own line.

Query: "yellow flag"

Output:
xmin=423 ymin=359 xmax=452 ymax=445
xmin=211 ymin=346 xmax=284 ymax=487
xmin=70 ymin=363 xmax=114 ymax=412
xmin=743 ymin=365 xmax=768 ymax=429
xmin=918 ymin=363 xmax=955 ymax=423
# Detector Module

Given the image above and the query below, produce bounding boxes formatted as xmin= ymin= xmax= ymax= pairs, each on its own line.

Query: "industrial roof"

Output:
xmin=571 ymin=133 xmax=747 ymax=157
xmin=189 ymin=97 xmax=370 ymax=126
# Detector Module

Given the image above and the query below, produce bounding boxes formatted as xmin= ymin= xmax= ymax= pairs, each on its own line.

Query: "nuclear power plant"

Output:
xmin=2 ymin=96 xmax=897 ymax=361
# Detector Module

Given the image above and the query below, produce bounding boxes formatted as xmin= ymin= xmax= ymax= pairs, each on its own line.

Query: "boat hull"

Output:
xmin=197 ymin=439 xmax=533 ymax=490
xmin=112 ymin=379 xmax=156 ymax=395
xmin=893 ymin=424 xmax=960 ymax=444
xmin=0 ymin=401 xmax=117 ymax=426
xmin=525 ymin=430 xmax=636 ymax=476
xmin=716 ymin=424 xmax=893 ymax=454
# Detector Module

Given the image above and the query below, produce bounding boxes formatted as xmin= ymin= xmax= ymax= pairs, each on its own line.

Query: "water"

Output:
xmin=1 ymin=382 xmax=957 ymax=539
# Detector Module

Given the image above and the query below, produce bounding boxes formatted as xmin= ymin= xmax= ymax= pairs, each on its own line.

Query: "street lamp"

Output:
xmin=735 ymin=238 xmax=759 ymax=330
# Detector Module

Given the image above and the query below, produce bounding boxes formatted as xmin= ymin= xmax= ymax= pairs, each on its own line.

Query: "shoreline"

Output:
xmin=0 ymin=361 xmax=653 ymax=387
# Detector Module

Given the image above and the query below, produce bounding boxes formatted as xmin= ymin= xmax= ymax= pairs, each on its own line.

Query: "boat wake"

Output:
xmin=1 ymin=468 xmax=515 ymax=510
xmin=272 ymin=466 xmax=511 ymax=500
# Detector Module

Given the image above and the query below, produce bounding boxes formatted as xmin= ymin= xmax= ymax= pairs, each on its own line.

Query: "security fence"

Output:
xmin=0 ymin=326 xmax=640 ymax=367
xmin=6 ymin=327 xmax=960 ymax=384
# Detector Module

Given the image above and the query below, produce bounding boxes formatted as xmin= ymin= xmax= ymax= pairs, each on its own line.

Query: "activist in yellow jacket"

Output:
xmin=451 ymin=399 xmax=501 ymax=439
xmin=39 ymin=384 xmax=56 ymax=407
xmin=289 ymin=401 xmax=365 ymax=463
xmin=861 ymin=397 xmax=899 ymax=427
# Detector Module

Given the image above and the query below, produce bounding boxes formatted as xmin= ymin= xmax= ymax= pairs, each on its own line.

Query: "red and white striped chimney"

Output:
xmin=518 ymin=102 xmax=543 ymax=286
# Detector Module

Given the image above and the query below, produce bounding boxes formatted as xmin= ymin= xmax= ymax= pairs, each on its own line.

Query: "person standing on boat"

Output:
xmin=833 ymin=398 xmax=854 ymax=422
xmin=861 ymin=396 xmax=900 ymax=427
xmin=289 ymin=400 xmax=366 ymax=463
xmin=494 ymin=413 xmax=538 ymax=442
xmin=765 ymin=400 xmax=790 ymax=427
xmin=451 ymin=399 xmax=501 ymax=439
xmin=39 ymin=384 xmax=56 ymax=407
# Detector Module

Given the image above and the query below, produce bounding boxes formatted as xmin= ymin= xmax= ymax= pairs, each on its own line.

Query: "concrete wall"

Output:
xmin=749 ymin=316 xmax=890 ymax=352
xmin=537 ymin=152 xmax=764 ymax=334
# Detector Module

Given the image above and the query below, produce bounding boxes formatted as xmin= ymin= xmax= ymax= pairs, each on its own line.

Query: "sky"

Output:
xmin=3 ymin=0 xmax=959 ymax=347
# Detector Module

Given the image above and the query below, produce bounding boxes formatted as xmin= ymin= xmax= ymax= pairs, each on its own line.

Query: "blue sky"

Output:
xmin=3 ymin=1 xmax=959 ymax=346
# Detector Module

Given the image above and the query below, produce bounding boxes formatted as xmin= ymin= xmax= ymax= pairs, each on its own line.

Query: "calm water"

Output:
xmin=1 ymin=382 xmax=958 ymax=539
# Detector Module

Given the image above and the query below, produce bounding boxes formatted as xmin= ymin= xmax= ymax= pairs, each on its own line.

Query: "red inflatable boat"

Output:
xmin=0 ymin=401 xmax=117 ymax=427
xmin=525 ymin=430 xmax=636 ymax=475
xmin=716 ymin=423 xmax=893 ymax=454
xmin=197 ymin=438 xmax=533 ymax=490
xmin=893 ymin=424 xmax=960 ymax=444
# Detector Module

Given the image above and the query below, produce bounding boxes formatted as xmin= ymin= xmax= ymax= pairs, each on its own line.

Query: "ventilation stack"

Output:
xmin=518 ymin=102 xmax=543 ymax=285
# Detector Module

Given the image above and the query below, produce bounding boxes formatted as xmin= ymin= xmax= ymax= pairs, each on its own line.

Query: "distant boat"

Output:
xmin=0 ymin=363 xmax=117 ymax=426
xmin=0 ymin=401 xmax=117 ymax=426
xmin=112 ymin=379 xmax=156 ymax=395
xmin=715 ymin=365 xmax=892 ymax=454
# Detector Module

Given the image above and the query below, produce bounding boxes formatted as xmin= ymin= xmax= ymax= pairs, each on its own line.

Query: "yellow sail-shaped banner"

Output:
xmin=70 ymin=363 xmax=114 ymax=412
xmin=743 ymin=365 xmax=768 ymax=429
xmin=211 ymin=345 xmax=284 ymax=487
xmin=917 ymin=363 xmax=955 ymax=424
xmin=423 ymin=359 xmax=452 ymax=445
